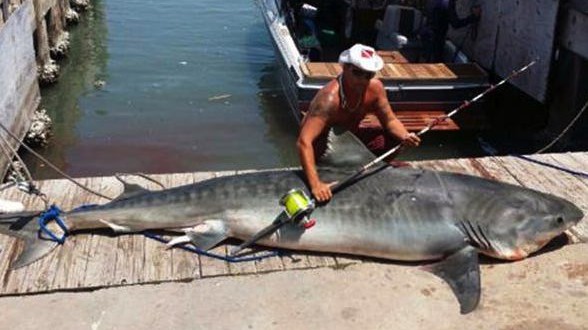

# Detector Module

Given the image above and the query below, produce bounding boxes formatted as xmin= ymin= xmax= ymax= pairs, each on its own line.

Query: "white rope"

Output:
xmin=534 ymin=98 xmax=588 ymax=154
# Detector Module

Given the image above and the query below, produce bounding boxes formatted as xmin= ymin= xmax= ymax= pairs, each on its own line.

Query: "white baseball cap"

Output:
xmin=338 ymin=44 xmax=384 ymax=72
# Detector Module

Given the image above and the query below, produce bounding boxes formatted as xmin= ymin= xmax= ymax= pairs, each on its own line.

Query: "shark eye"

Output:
xmin=556 ymin=217 xmax=564 ymax=224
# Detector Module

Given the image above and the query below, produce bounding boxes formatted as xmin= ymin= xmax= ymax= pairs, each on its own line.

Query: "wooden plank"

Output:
xmin=361 ymin=111 xmax=459 ymax=132
xmin=137 ymin=174 xmax=176 ymax=284
xmin=253 ymin=250 xmax=285 ymax=273
xmin=0 ymin=235 xmax=13 ymax=289
xmin=112 ymin=235 xmax=144 ymax=286
xmin=0 ymin=184 xmax=36 ymax=285
xmin=52 ymin=177 xmax=117 ymax=290
xmin=107 ymin=174 xmax=148 ymax=286
xmin=334 ymin=256 xmax=362 ymax=269
xmin=281 ymin=252 xmax=314 ymax=270
xmin=78 ymin=176 xmax=123 ymax=289
xmin=303 ymin=62 xmax=461 ymax=81
xmin=377 ymin=50 xmax=408 ymax=63
xmin=0 ymin=183 xmax=41 ymax=294
xmin=305 ymin=254 xmax=337 ymax=269
xmin=539 ymin=153 xmax=588 ymax=242
xmin=31 ymin=178 xmax=100 ymax=293
xmin=382 ymin=64 xmax=457 ymax=80
xmin=143 ymin=237 xmax=172 ymax=283
xmin=81 ymin=235 xmax=117 ymax=288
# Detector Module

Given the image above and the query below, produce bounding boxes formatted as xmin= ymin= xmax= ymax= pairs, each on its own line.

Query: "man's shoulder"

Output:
xmin=368 ymin=78 xmax=386 ymax=95
xmin=315 ymin=81 xmax=339 ymax=105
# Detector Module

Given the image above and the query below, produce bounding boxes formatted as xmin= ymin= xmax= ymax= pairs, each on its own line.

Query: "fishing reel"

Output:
xmin=279 ymin=189 xmax=316 ymax=229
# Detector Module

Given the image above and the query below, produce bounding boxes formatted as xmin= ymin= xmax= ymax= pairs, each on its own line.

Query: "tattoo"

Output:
xmin=308 ymin=95 xmax=333 ymax=118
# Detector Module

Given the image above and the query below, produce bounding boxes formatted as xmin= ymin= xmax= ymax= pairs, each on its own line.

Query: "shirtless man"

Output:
xmin=297 ymin=44 xmax=421 ymax=202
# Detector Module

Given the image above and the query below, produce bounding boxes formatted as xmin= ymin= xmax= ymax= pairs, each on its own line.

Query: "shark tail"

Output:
xmin=0 ymin=211 xmax=58 ymax=269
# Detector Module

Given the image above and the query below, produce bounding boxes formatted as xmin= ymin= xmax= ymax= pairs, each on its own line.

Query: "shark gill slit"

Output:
xmin=459 ymin=220 xmax=486 ymax=250
xmin=476 ymin=224 xmax=496 ymax=253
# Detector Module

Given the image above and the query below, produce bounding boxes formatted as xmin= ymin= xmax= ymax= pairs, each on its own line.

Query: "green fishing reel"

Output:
xmin=279 ymin=189 xmax=316 ymax=229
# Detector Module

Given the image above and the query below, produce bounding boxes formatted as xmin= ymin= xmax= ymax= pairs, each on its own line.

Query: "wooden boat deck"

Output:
xmin=0 ymin=152 xmax=585 ymax=296
xmin=300 ymin=61 xmax=487 ymax=84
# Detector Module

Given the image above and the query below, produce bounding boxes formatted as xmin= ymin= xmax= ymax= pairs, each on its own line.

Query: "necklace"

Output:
xmin=338 ymin=75 xmax=363 ymax=112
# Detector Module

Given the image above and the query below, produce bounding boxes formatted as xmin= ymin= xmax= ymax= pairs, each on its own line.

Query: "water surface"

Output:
xmin=28 ymin=0 xmax=578 ymax=180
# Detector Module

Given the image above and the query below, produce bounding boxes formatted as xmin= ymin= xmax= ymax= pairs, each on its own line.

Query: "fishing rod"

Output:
xmin=230 ymin=59 xmax=537 ymax=256
xmin=331 ymin=59 xmax=537 ymax=194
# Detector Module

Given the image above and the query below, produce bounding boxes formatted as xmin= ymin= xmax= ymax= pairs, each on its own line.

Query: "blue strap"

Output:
xmin=143 ymin=232 xmax=283 ymax=263
xmin=38 ymin=205 xmax=68 ymax=244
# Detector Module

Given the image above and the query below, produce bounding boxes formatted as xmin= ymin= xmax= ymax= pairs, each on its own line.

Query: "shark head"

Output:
xmin=471 ymin=187 xmax=583 ymax=260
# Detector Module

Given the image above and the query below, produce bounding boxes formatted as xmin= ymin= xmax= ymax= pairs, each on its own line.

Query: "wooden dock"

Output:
xmin=0 ymin=152 xmax=586 ymax=296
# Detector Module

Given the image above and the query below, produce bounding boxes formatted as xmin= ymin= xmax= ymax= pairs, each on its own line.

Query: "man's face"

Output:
xmin=344 ymin=64 xmax=375 ymax=88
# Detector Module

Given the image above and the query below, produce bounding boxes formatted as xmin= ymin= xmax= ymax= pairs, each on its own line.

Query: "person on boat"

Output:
xmin=421 ymin=0 xmax=481 ymax=62
xmin=297 ymin=44 xmax=421 ymax=202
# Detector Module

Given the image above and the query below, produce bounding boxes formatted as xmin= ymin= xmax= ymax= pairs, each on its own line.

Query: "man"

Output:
xmin=422 ymin=0 xmax=482 ymax=62
xmin=297 ymin=44 xmax=420 ymax=203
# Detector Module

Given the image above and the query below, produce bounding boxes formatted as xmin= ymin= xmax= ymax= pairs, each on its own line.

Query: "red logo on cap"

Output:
xmin=361 ymin=49 xmax=374 ymax=58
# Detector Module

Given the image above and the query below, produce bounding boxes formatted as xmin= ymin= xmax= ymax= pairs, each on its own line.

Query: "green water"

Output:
xmin=27 ymin=0 xmax=299 ymax=178
xmin=27 ymin=0 xmax=498 ymax=179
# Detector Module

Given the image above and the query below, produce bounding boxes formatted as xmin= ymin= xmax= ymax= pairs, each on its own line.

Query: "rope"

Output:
xmin=0 ymin=119 xmax=114 ymax=201
xmin=534 ymin=98 xmax=588 ymax=154
xmin=479 ymin=137 xmax=588 ymax=178
xmin=0 ymin=129 xmax=49 ymax=207
xmin=514 ymin=155 xmax=588 ymax=179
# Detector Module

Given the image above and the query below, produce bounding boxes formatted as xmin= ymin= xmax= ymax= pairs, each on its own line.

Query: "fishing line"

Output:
xmin=0 ymin=119 xmax=114 ymax=201
xmin=533 ymin=98 xmax=588 ymax=154
xmin=478 ymin=98 xmax=588 ymax=178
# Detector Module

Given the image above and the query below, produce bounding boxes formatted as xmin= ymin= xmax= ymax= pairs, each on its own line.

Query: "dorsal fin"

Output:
xmin=316 ymin=128 xmax=382 ymax=170
xmin=112 ymin=173 xmax=162 ymax=201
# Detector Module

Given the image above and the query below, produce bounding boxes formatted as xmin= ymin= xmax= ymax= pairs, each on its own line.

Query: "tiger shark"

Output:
xmin=0 ymin=131 xmax=583 ymax=313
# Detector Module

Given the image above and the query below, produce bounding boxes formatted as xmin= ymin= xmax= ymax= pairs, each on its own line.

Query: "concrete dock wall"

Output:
xmin=0 ymin=0 xmax=40 ymax=173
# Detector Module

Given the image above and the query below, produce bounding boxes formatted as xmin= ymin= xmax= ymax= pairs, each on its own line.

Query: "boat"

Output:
xmin=258 ymin=0 xmax=490 ymax=137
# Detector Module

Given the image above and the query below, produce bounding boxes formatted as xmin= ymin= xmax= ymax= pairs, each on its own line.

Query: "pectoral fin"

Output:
xmin=99 ymin=219 xmax=132 ymax=233
xmin=167 ymin=220 xmax=228 ymax=251
xmin=425 ymin=246 xmax=481 ymax=314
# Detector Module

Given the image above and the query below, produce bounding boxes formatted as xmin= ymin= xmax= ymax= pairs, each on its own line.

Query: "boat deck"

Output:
xmin=0 ymin=152 xmax=585 ymax=296
xmin=300 ymin=52 xmax=487 ymax=84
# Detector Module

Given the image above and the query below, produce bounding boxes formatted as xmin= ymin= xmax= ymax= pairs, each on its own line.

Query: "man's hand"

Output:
xmin=401 ymin=132 xmax=421 ymax=147
xmin=311 ymin=180 xmax=334 ymax=202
